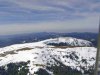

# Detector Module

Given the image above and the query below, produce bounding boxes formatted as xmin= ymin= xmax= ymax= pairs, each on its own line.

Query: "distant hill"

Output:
xmin=0 ymin=32 xmax=98 ymax=47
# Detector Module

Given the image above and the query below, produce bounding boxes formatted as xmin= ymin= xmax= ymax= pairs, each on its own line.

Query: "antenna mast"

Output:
xmin=94 ymin=18 xmax=100 ymax=75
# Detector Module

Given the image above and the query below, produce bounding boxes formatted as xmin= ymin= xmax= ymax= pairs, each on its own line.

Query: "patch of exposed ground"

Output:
xmin=0 ymin=51 xmax=17 ymax=57
xmin=0 ymin=47 xmax=34 ymax=57
xmin=16 ymin=47 xmax=33 ymax=52
xmin=48 ymin=46 xmax=91 ymax=49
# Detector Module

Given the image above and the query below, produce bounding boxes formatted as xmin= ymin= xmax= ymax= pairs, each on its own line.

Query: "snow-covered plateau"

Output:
xmin=0 ymin=37 xmax=97 ymax=75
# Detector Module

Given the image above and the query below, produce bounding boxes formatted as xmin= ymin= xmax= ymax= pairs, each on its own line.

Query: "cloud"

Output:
xmin=0 ymin=15 xmax=99 ymax=35
xmin=0 ymin=0 xmax=99 ymax=22
xmin=0 ymin=0 xmax=99 ymax=35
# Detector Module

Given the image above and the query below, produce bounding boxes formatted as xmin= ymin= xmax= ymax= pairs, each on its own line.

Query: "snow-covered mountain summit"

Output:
xmin=0 ymin=37 xmax=96 ymax=75
xmin=44 ymin=37 xmax=93 ymax=47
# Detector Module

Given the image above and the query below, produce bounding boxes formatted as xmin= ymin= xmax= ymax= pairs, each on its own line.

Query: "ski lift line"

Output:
xmin=94 ymin=18 xmax=100 ymax=75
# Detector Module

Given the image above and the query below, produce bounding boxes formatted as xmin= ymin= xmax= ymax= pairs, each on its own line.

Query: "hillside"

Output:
xmin=0 ymin=37 xmax=97 ymax=75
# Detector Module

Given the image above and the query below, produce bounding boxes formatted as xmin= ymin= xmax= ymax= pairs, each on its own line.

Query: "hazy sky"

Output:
xmin=0 ymin=0 xmax=100 ymax=35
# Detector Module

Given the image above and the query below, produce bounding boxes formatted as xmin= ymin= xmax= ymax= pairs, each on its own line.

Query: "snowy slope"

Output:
xmin=0 ymin=37 xmax=97 ymax=75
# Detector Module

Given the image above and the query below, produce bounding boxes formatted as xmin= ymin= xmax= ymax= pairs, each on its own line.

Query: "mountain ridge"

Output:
xmin=0 ymin=32 xmax=98 ymax=48
xmin=0 ymin=37 xmax=97 ymax=75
